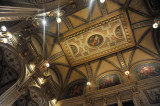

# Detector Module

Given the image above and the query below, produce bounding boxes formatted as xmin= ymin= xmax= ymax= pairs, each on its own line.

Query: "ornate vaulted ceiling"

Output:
xmin=0 ymin=0 xmax=160 ymax=103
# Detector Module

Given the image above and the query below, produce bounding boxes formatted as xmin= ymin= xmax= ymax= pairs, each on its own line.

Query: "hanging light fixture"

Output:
xmin=100 ymin=0 xmax=105 ymax=3
xmin=50 ymin=99 xmax=57 ymax=106
xmin=56 ymin=17 xmax=62 ymax=23
xmin=125 ymin=71 xmax=130 ymax=76
xmin=87 ymin=82 xmax=91 ymax=86
xmin=46 ymin=63 xmax=50 ymax=67
xmin=0 ymin=26 xmax=13 ymax=43
xmin=153 ymin=18 xmax=159 ymax=29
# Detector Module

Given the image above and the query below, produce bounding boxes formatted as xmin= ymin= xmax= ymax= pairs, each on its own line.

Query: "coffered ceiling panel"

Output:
xmin=60 ymin=11 xmax=135 ymax=66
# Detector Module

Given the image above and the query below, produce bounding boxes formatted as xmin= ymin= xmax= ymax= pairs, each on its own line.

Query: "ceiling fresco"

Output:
xmin=60 ymin=11 xmax=135 ymax=66
xmin=0 ymin=0 xmax=160 ymax=102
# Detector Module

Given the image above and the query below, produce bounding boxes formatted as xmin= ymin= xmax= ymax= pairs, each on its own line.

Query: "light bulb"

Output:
xmin=51 ymin=99 xmax=57 ymax=105
xmin=3 ymin=38 xmax=7 ymax=43
xmin=87 ymin=82 xmax=91 ymax=86
xmin=8 ymin=33 xmax=12 ymax=38
xmin=100 ymin=0 xmax=105 ymax=3
xmin=30 ymin=64 xmax=35 ymax=70
xmin=153 ymin=22 xmax=158 ymax=29
xmin=56 ymin=17 xmax=61 ymax=23
xmin=38 ymin=77 xmax=45 ymax=85
xmin=46 ymin=63 xmax=50 ymax=67
xmin=42 ymin=19 xmax=46 ymax=25
xmin=19 ymin=34 xmax=21 ymax=37
xmin=125 ymin=71 xmax=130 ymax=76
xmin=1 ymin=26 xmax=7 ymax=31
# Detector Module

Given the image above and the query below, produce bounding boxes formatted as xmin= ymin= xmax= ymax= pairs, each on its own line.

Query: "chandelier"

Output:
xmin=0 ymin=26 xmax=12 ymax=43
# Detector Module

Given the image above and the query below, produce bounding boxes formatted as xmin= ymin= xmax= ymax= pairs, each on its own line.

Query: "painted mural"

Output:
xmin=145 ymin=87 xmax=160 ymax=104
xmin=60 ymin=11 xmax=135 ymax=66
xmin=134 ymin=63 xmax=160 ymax=80
xmin=65 ymin=82 xmax=85 ymax=99
xmin=88 ymin=34 xmax=103 ymax=47
xmin=99 ymin=74 xmax=121 ymax=89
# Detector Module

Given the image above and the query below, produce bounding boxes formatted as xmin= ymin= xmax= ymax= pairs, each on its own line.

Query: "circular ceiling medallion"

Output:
xmin=88 ymin=34 xmax=103 ymax=47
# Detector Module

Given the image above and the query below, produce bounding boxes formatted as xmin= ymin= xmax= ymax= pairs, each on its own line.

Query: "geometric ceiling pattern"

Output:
xmin=0 ymin=0 xmax=160 ymax=102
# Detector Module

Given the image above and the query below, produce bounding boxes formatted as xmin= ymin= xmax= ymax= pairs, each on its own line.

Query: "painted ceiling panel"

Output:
xmin=59 ymin=20 xmax=69 ymax=34
xmin=105 ymin=0 xmax=124 ymax=13
xmin=131 ymin=49 xmax=156 ymax=65
xmin=90 ymin=1 xmax=102 ymax=21
xmin=122 ymin=49 xmax=133 ymax=67
xmin=129 ymin=0 xmax=150 ymax=15
xmin=97 ymin=60 xmax=118 ymax=76
xmin=68 ymin=15 xmax=85 ymax=28
xmin=140 ymin=31 xmax=158 ymax=55
xmin=76 ymin=65 xmax=88 ymax=78
xmin=74 ymin=8 xmax=90 ymax=20
xmin=128 ymin=10 xmax=149 ymax=24
xmin=133 ymin=26 xmax=150 ymax=42
xmin=106 ymin=54 xmax=121 ymax=68
xmin=56 ymin=65 xmax=69 ymax=83
xmin=67 ymin=70 xmax=84 ymax=85
xmin=90 ymin=60 xmax=100 ymax=76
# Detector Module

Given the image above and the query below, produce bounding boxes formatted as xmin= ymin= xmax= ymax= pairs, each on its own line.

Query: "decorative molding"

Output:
xmin=60 ymin=10 xmax=135 ymax=66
